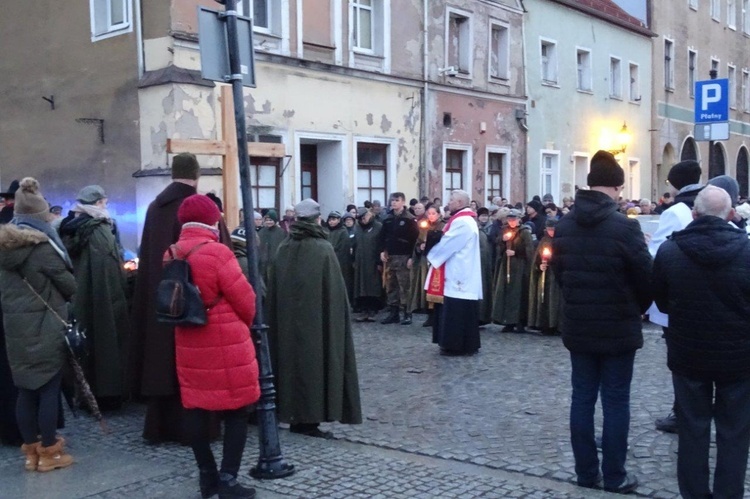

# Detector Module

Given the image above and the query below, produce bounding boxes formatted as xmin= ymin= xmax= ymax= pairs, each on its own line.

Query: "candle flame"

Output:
xmin=542 ymin=248 xmax=551 ymax=257
xmin=419 ymin=220 xmax=429 ymax=229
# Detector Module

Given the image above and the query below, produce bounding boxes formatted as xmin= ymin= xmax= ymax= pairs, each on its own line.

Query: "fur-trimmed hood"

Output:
xmin=0 ymin=224 xmax=49 ymax=271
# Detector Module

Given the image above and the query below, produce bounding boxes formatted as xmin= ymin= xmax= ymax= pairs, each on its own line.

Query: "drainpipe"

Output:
xmin=135 ymin=0 xmax=144 ymax=78
xmin=421 ymin=0 xmax=430 ymax=197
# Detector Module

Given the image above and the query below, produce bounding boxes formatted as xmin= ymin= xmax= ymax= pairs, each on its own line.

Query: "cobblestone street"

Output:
xmin=0 ymin=317 xmax=737 ymax=498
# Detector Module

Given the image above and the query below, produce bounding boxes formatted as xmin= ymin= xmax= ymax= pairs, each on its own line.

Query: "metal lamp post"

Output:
xmin=214 ymin=0 xmax=295 ymax=479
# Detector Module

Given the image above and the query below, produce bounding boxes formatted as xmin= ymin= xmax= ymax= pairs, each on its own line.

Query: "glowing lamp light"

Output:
xmin=606 ymin=122 xmax=630 ymax=156
xmin=542 ymin=247 xmax=551 ymax=262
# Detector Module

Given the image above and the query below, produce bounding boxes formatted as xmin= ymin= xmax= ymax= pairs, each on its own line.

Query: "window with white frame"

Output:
xmin=541 ymin=39 xmax=558 ymax=85
xmin=90 ymin=0 xmax=132 ymax=41
xmin=664 ymin=39 xmax=675 ymax=90
xmin=689 ymin=0 xmax=698 ymax=9
xmin=688 ymin=49 xmax=697 ymax=98
xmin=356 ymin=143 xmax=388 ymax=205
xmin=711 ymin=0 xmax=721 ymax=19
xmin=447 ymin=11 xmax=471 ymax=75
xmin=445 ymin=149 xmax=465 ymax=200
xmin=238 ymin=0 xmax=279 ymax=34
xmin=610 ymin=57 xmax=622 ymax=98
xmin=729 ymin=65 xmax=737 ymax=108
xmin=629 ymin=63 xmax=640 ymax=102
xmin=487 ymin=152 xmax=505 ymax=201
xmin=577 ymin=48 xmax=592 ymax=91
xmin=541 ymin=153 xmax=558 ymax=199
xmin=729 ymin=0 xmax=737 ymax=27
xmin=742 ymin=69 xmax=750 ymax=111
xmin=489 ymin=22 xmax=510 ymax=80
xmin=743 ymin=0 xmax=750 ymax=33
xmin=352 ymin=0 xmax=374 ymax=51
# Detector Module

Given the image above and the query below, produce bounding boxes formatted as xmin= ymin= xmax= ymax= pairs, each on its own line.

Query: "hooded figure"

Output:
xmin=352 ymin=208 xmax=384 ymax=321
xmin=267 ymin=199 xmax=362 ymax=437
xmin=527 ymin=218 xmax=561 ymax=334
xmin=257 ymin=209 xmax=286 ymax=285
xmin=325 ymin=211 xmax=354 ymax=304
xmin=59 ymin=185 xmax=132 ymax=409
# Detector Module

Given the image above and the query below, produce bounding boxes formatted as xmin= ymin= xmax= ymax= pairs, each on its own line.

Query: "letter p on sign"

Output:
xmin=702 ymin=84 xmax=722 ymax=111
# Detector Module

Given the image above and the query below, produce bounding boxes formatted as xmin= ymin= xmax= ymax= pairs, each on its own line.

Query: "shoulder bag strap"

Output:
xmin=20 ymin=278 xmax=69 ymax=327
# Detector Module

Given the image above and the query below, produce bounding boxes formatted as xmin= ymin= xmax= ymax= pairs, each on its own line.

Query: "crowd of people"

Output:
xmin=2 ymin=149 xmax=750 ymax=498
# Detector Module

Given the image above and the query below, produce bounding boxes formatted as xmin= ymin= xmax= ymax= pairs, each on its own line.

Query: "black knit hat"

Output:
xmin=668 ymin=160 xmax=702 ymax=190
xmin=587 ymin=150 xmax=625 ymax=187
xmin=526 ymin=199 xmax=544 ymax=213
xmin=171 ymin=153 xmax=201 ymax=180
xmin=476 ymin=207 xmax=489 ymax=216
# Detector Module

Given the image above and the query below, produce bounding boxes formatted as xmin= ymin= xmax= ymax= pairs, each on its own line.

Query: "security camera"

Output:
xmin=438 ymin=66 xmax=458 ymax=77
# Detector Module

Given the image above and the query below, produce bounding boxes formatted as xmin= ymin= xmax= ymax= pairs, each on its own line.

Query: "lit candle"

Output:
xmin=540 ymin=247 xmax=551 ymax=303
xmin=419 ymin=220 xmax=429 ymax=229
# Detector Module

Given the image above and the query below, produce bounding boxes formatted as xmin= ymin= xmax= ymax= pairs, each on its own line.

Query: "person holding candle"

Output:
xmin=491 ymin=209 xmax=534 ymax=333
xmin=407 ymin=204 xmax=444 ymax=326
xmin=528 ymin=218 xmax=560 ymax=335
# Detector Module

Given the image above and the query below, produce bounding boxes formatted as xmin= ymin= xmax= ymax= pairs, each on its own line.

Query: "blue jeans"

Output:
xmin=673 ymin=374 xmax=750 ymax=499
xmin=569 ymin=350 xmax=635 ymax=488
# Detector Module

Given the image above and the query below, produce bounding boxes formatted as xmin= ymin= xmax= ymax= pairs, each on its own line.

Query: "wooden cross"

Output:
xmin=167 ymin=85 xmax=285 ymax=229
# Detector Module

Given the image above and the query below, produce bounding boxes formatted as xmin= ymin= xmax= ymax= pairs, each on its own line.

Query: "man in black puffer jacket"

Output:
xmin=552 ymin=150 xmax=652 ymax=495
xmin=652 ymin=185 xmax=750 ymax=499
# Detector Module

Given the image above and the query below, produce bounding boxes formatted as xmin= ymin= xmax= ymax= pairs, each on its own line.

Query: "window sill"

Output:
xmin=541 ymin=80 xmax=559 ymax=88
xmin=577 ymin=88 xmax=593 ymax=95
xmin=665 ymin=86 xmax=675 ymax=93
xmin=609 ymin=95 xmax=623 ymax=101
xmin=712 ymin=17 xmax=721 ymax=22
xmin=254 ymin=30 xmax=282 ymax=40
xmin=353 ymin=49 xmax=384 ymax=60
xmin=628 ymin=99 xmax=641 ymax=106
xmin=489 ymin=76 xmax=510 ymax=84
xmin=303 ymin=41 xmax=337 ymax=50
xmin=91 ymin=25 xmax=133 ymax=42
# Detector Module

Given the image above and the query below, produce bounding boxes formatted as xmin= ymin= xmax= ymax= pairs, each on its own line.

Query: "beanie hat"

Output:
xmin=177 ymin=194 xmax=221 ymax=226
xmin=295 ymin=198 xmax=321 ymax=218
xmin=230 ymin=226 xmax=247 ymax=243
xmin=253 ymin=211 xmax=262 ymax=220
xmin=476 ymin=207 xmax=489 ymax=216
xmin=667 ymin=160 xmax=702 ymax=190
xmin=526 ymin=199 xmax=544 ymax=213
xmin=171 ymin=153 xmax=201 ymax=180
xmin=542 ymin=193 xmax=554 ymax=203
xmin=507 ymin=208 xmax=522 ymax=218
xmin=587 ymin=150 xmax=625 ymax=187
xmin=14 ymin=178 xmax=49 ymax=217
xmin=708 ymin=175 xmax=740 ymax=206
xmin=76 ymin=185 xmax=107 ymax=204
xmin=328 ymin=210 xmax=342 ymax=219
xmin=205 ymin=192 xmax=223 ymax=212
xmin=545 ymin=218 xmax=558 ymax=228
xmin=264 ymin=209 xmax=278 ymax=222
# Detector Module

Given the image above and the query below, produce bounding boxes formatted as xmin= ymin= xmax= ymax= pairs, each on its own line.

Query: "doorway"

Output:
xmin=297 ymin=135 xmax=346 ymax=217
xmin=300 ymin=144 xmax=318 ymax=201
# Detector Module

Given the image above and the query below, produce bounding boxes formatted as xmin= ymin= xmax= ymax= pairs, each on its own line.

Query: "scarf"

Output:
xmin=182 ymin=222 xmax=220 ymax=239
xmin=12 ymin=215 xmax=73 ymax=269
xmin=73 ymin=202 xmax=110 ymax=220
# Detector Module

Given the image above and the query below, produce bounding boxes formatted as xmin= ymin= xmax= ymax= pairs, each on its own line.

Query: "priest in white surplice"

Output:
xmin=426 ymin=190 xmax=483 ymax=356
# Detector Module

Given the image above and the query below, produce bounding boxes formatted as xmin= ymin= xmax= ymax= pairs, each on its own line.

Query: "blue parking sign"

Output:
xmin=695 ymin=79 xmax=729 ymax=123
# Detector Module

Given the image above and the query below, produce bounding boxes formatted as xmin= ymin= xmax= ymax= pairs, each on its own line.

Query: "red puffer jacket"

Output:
xmin=165 ymin=225 xmax=260 ymax=410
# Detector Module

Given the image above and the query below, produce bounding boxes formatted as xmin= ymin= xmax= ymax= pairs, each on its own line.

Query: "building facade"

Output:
xmin=524 ymin=0 xmax=654 ymax=203
xmin=651 ymin=0 xmax=750 ymax=198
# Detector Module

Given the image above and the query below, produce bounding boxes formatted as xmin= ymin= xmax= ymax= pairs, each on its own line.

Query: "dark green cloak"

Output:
xmin=528 ymin=235 xmax=560 ymax=330
xmin=60 ymin=215 xmax=131 ymax=398
xmin=491 ymin=225 xmax=534 ymax=325
xmin=478 ymin=230 xmax=494 ymax=324
xmin=353 ymin=220 xmax=383 ymax=300
xmin=327 ymin=224 xmax=354 ymax=304
xmin=258 ymin=224 xmax=286 ymax=283
xmin=268 ymin=220 xmax=362 ymax=425
xmin=408 ymin=220 xmax=444 ymax=313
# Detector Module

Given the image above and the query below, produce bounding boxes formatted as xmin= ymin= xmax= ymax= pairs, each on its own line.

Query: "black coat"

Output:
xmin=552 ymin=190 xmax=653 ymax=355
xmin=653 ymin=216 xmax=750 ymax=382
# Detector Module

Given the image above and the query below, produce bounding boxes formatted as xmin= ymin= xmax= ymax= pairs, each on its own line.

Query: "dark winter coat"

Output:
xmin=258 ymin=224 xmax=286 ymax=283
xmin=169 ymin=225 xmax=260 ymax=410
xmin=60 ymin=214 xmax=131 ymax=398
xmin=129 ymin=182 xmax=232 ymax=398
xmin=478 ymin=230 xmax=494 ymax=324
xmin=380 ymin=209 xmax=419 ymax=256
xmin=0 ymin=224 xmax=76 ymax=390
xmin=268 ymin=220 xmax=362 ymax=425
xmin=327 ymin=223 xmax=354 ymax=304
xmin=353 ymin=220 xmax=384 ymax=300
xmin=552 ymin=189 xmax=652 ymax=355
xmin=653 ymin=216 xmax=750 ymax=382
xmin=528 ymin=235 xmax=560 ymax=330
xmin=408 ymin=219 xmax=444 ymax=313
xmin=492 ymin=224 xmax=534 ymax=325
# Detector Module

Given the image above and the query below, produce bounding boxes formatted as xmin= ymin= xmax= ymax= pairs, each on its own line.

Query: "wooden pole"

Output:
xmin=221 ymin=86 xmax=241 ymax=229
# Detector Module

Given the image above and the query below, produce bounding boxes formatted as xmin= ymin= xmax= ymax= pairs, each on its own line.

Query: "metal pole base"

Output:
xmin=250 ymin=459 xmax=295 ymax=479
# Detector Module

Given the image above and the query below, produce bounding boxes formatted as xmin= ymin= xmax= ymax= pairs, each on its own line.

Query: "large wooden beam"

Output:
xmin=221 ymin=86 xmax=241 ymax=230
xmin=248 ymin=142 xmax=286 ymax=158
xmin=167 ymin=138 xmax=228 ymax=156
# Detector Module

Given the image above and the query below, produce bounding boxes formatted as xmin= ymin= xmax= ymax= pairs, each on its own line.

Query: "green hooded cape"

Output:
xmin=268 ymin=220 xmax=362 ymax=425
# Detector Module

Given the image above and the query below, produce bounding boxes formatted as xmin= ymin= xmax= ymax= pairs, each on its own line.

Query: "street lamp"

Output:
xmin=608 ymin=122 xmax=631 ymax=156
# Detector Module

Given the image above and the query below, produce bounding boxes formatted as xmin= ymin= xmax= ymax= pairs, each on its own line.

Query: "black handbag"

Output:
xmin=21 ymin=278 xmax=88 ymax=358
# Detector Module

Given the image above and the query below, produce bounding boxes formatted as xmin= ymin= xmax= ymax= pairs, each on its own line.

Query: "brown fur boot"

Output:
xmin=37 ymin=437 xmax=73 ymax=472
xmin=21 ymin=442 xmax=40 ymax=471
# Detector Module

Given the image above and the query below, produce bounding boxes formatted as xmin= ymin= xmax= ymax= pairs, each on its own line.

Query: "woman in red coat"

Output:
xmin=168 ymin=194 xmax=259 ymax=499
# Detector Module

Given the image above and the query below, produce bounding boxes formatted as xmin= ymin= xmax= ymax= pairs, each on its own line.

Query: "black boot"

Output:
xmin=400 ymin=307 xmax=412 ymax=325
xmin=422 ymin=310 xmax=433 ymax=327
xmin=218 ymin=473 xmax=256 ymax=499
xmin=199 ymin=468 xmax=219 ymax=499
xmin=380 ymin=306 xmax=400 ymax=324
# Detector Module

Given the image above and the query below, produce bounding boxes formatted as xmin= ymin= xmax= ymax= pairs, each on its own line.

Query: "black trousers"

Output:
xmin=16 ymin=371 xmax=62 ymax=447
xmin=673 ymin=373 xmax=750 ymax=499
xmin=184 ymin=406 xmax=249 ymax=477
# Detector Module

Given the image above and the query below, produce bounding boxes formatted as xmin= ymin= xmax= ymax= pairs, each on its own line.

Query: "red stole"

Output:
xmin=425 ymin=209 xmax=475 ymax=304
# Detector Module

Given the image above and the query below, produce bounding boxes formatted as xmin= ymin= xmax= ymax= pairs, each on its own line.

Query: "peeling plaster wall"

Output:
xmin=525 ymin=0 xmax=653 ymax=201
xmin=245 ymin=61 xmax=422 ymax=210
xmin=0 ymin=0 xmax=141 ymax=249
xmin=429 ymin=92 xmax=527 ymax=204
